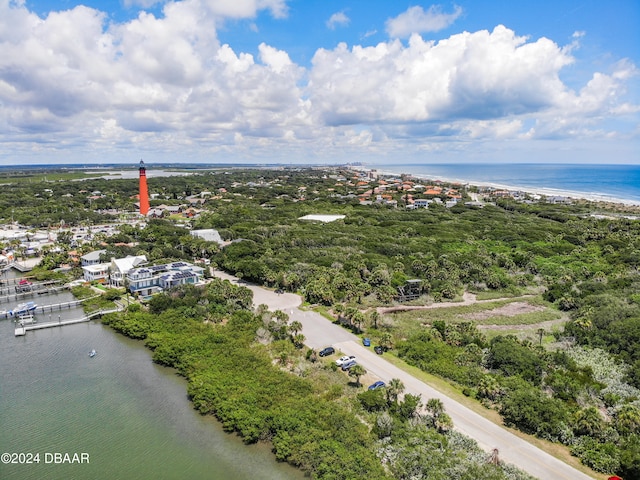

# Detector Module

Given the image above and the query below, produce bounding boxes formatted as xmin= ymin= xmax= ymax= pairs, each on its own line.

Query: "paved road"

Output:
xmin=212 ymin=271 xmax=594 ymax=480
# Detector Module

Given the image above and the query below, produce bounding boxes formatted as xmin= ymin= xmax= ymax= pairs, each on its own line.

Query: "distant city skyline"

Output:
xmin=0 ymin=1 xmax=638 ymax=166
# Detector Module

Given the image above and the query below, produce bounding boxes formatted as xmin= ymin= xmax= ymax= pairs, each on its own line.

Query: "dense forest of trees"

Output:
xmin=3 ymin=166 xmax=640 ymax=478
xmin=103 ymin=281 xmax=534 ymax=480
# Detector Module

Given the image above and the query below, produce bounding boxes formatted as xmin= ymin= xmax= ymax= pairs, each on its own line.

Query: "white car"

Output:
xmin=335 ymin=355 xmax=355 ymax=366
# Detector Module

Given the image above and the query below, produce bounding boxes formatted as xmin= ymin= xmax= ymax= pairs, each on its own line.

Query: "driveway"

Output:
xmin=211 ymin=271 xmax=595 ymax=480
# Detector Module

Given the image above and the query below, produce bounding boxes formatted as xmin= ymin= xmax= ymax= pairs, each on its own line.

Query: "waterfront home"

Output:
xmin=126 ymin=261 xmax=205 ymax=297
xmin=82 ymin=263 xmax=110 ymax=282
xmin=109 ymin=255 xmax=148 ymax=287
xmin=81 ymin=250 xmax=106 ymax=266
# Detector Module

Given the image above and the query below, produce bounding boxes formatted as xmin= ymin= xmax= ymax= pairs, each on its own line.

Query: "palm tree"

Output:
xmin=477 ymin=376 xmax=501 ymax=401
xmin=435 ymin=412 xmax=453 ymax=433
xmin=615 ymin=404 xmax=640 ymax=435
xmin=369 ymin=310 xmax=381 ymax=330
xmin=426 ymin=398 xmax=450 ymax=431
xmin=426 ymin=398 xmax=445 ymax=418
xmin=292 ymin=333 xmax=306 ymax=349
xmin=352 ymin=311 xmax=365 ymax=333
xmin=379 ymin=332 xmax=393 ymax=351
xmin=574 ymin=406 xmax=605 ymax=437
xmin=289 ymin=320 xmax=303 ymax=337
xmin=344 ymin=306 xmax=358 ymax=328
xmin=349 ymin=364 xmax=366 ymax=387
xmin=333 ymin=303 xmax=344 ymax=322
xmin=387 ymin=378 xmax=405 ymax=405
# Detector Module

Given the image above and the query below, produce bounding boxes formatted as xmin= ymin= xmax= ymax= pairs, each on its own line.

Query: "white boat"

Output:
xmin=89 ymin=350 xmax=96 ymax=358
xmin=9 ymin=301 xmax=37 ymax=316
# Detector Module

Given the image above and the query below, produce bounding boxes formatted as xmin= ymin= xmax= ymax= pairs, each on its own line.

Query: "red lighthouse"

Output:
xmin=138 ymin=160 xmax=150 ymax=216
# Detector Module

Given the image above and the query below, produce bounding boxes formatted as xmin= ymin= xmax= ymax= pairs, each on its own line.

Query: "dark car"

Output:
xmin=368 ymin=381 xmax=386 ymax=390
xmin=341 ymin=359 xmax=357 ymax=371
xmin=319 ymin=346 xmax=335 ymax=357
xmin=362 ymin=337 xmax=371 ymax=347
xmin=374 ymin=346 xmax=384 ymax=355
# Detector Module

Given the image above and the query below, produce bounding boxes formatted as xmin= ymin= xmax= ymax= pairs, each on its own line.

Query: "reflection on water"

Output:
xmin=0 ymin=270 xmax=302 ymax=480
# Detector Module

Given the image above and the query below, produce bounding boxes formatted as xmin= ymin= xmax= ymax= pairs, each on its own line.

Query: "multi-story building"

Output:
xmin=126 ymin=261 xmax=205 ymax=297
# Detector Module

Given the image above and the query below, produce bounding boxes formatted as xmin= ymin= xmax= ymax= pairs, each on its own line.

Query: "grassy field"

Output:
xmin=384 ymin=296 xmax=563 ymax=338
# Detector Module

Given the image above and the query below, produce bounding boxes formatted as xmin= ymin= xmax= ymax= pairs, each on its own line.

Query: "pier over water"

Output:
xmin=14 ymin=307 xmax=122 ymax=336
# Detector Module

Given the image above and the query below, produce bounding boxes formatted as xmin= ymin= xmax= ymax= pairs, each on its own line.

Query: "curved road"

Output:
xmin=212 ymin=271 xmax=595 ymax=480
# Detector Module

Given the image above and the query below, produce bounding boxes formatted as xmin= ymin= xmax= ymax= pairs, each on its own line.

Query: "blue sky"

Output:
xmin=0 ymin=0 xmax=638 ymax=165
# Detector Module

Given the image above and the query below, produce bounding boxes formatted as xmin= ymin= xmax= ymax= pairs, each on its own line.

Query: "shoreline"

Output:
xmin=357 ymin=166 xmax=640 ymax=208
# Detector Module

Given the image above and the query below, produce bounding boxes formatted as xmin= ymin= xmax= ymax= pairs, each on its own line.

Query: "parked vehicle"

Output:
xmin=374 ymin=346 xmax=384 ymax=355
xmin=362 ymin=338 xmax=371 ymax=347
xmin=368 ymin=381 xmax=386 ymax=390
xmin=319 ymin=346 xmax=335 ymax=357
xmin=335 ymin=355 xmax=356 ymax=366
xmin=341 ymin=360 xmax=357 ymax=371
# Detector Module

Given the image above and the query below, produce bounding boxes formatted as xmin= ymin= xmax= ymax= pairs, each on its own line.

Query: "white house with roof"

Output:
xmin=82 ymin=263 xmax=110 ymax=282
xmin=81 ymin=249 xmax=106 ymax=266
xmin=126 ymin=261 xmax=204 ymax=297
xmin=109 ymin=255 xmax=148 ymax=287
xmin=81 ymin=251 xmax=147 ymax=284
xmin=413 ymin=199 xmax=431 ymax=208
xmin=191 ymin=229 xmax=224 ymax=245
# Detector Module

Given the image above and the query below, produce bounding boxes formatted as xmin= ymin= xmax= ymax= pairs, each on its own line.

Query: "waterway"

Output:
xmin=0 ymin=270 xmax=303 ymax=480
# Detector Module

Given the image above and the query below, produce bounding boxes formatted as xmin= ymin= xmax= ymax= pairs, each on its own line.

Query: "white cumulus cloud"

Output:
xmin=326 ymin=11 xmax=349 ymax=30
xmin=0 ymin=0 xmax=636 ymax=164
xmin=386 ymin=4 xmax=463 ymax=38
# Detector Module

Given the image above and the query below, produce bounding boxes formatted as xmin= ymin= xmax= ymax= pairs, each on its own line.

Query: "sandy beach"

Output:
xmin=360 ymin=166 xmax=640 ymax=209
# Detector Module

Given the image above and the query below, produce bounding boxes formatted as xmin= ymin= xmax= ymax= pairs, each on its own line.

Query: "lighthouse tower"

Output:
xmin=138 ymin=160 xmax=150 ymax=216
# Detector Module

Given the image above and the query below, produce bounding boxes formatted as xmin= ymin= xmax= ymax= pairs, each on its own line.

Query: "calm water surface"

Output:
xmin=0 ymin=274 xmax=303 ymax=480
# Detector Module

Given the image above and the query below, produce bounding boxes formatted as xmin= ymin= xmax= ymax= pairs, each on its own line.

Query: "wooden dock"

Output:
xmin=14 ymin=307 xmax=123 ymax=336
xmin=0 ymin=282 xmax=68 ymax=303
xmin=2 ymin=295 xmax=101 ymax=319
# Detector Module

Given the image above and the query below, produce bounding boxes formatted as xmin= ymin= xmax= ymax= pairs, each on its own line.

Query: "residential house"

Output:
xmin=126 ymin=261 xmax=205 ymax=297
xmin=81 ymin=250 xmax=106 ymax=266
xmin=109 ymin=255 xmax=148 ymax=287
xmin=413 ymin=199 xmax=431 ymax=208
xmin=191 ymin=229 xmax=224 ymax=245
xmin=82 ymin=263 xmax=110 ymax=282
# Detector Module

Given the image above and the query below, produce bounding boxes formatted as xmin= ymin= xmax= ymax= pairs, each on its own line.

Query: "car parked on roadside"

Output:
xmin=374 ymin=346 xmax=384 ymax=355
xmin=341 ymin=359 xmax=357 ymax=371
xmin=362 ymin=338 xmax=371 ymax=347
xmin=368 ymin=381 xmax=386 ymax=390
xmin=335 ymin=355 xmax=356 ymax=366
xmin=319 ymin=346 xmax=335 ymax=357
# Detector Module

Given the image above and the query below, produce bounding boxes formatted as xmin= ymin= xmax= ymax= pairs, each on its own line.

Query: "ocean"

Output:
xmin=1 ymin=162 xmax=639 ymax=204
xmin=368 ymin=163 xmax=640 ymax=205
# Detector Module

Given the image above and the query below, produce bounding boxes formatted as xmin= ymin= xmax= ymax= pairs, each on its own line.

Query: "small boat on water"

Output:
xmin=89 ymin=349 xmax=96 ymax=358
xmin=9 ymin=301 xmax=37 ymax=316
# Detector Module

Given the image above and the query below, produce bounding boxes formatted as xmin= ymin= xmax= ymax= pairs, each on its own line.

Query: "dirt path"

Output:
xmin=377 ymin=293 xmax=570 ymax=333
xmin=377 ymin=292 xmax=535 ymax=314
